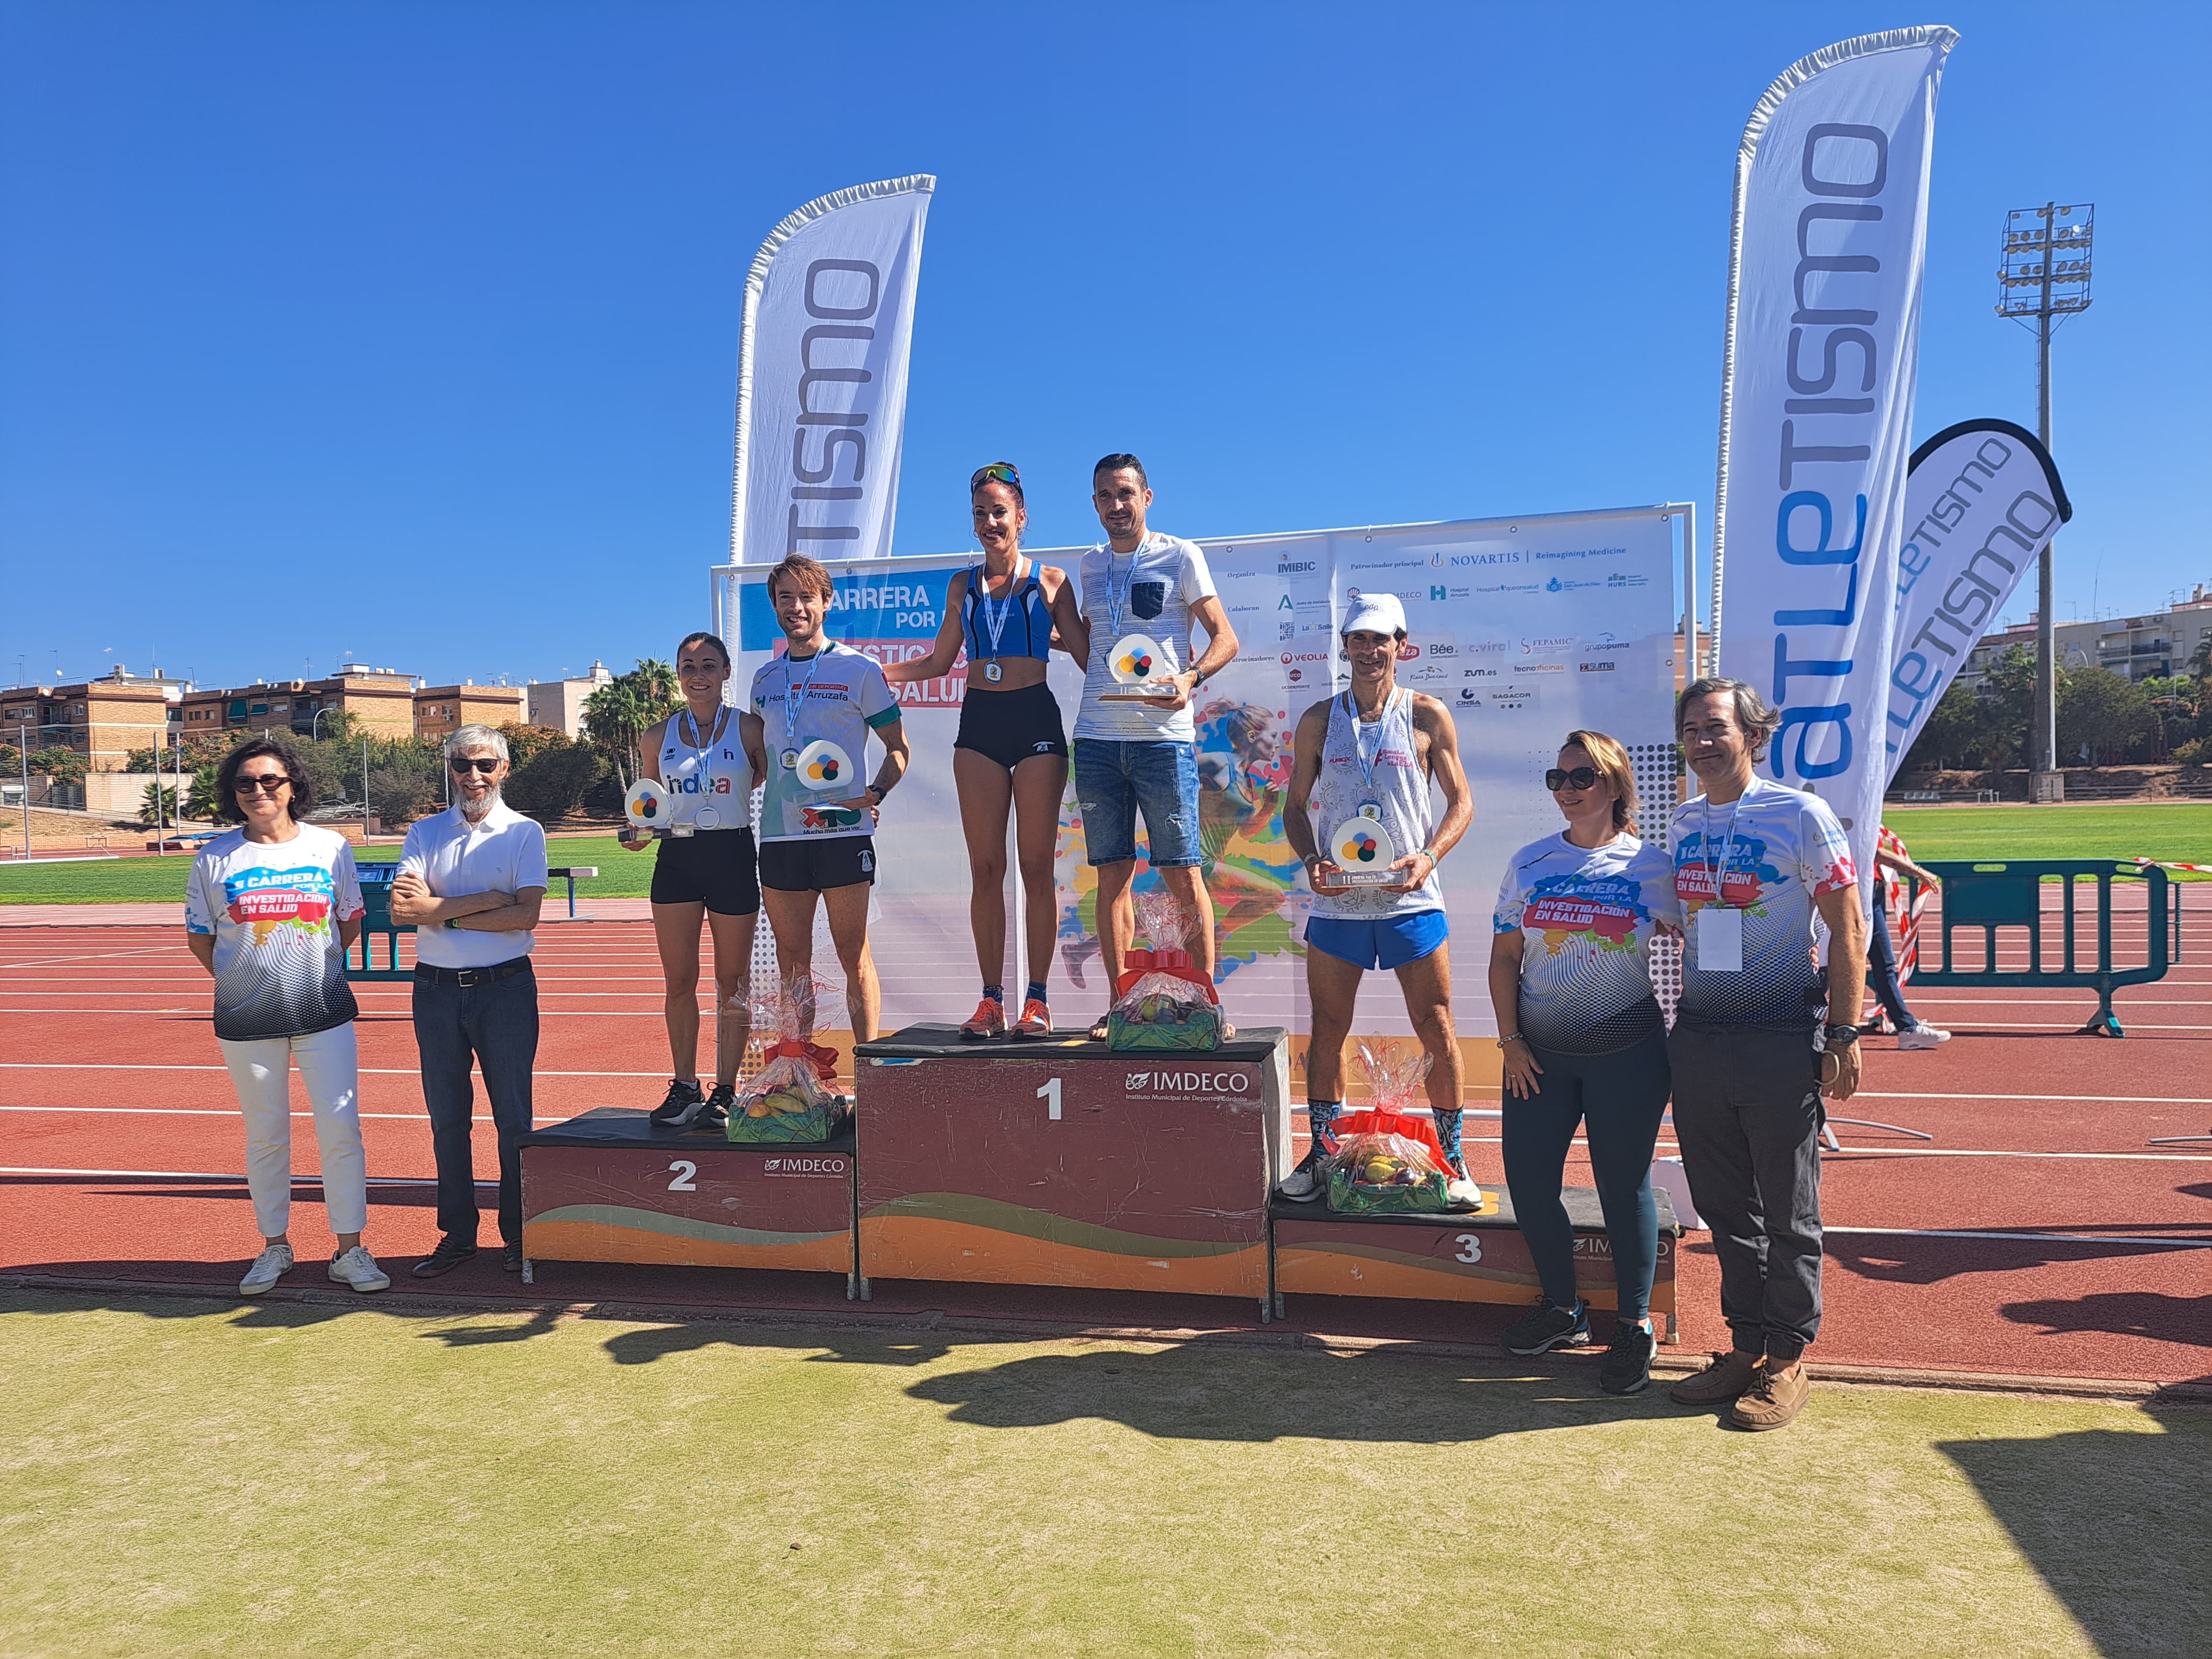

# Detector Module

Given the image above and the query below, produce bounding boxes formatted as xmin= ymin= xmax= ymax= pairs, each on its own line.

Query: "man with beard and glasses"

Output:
xmin=390 ymin=724 xmax=550 ymax=1276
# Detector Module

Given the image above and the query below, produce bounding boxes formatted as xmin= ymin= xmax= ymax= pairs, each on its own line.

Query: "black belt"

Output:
xmin=414 ymin=957 xmax=533 ymax=988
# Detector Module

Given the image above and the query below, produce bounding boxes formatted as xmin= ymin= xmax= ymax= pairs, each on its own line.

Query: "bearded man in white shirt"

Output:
xmin=389 ymin=724 xmax=549 ymax=1277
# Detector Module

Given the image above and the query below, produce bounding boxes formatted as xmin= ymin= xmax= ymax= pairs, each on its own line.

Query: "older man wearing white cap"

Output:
xmin=1278 ymin=592 xmax=1478 ymax=1205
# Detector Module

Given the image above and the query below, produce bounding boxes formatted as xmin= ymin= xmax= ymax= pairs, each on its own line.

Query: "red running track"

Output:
xmin=2 ymin=913 xmax=2207 ymax=1387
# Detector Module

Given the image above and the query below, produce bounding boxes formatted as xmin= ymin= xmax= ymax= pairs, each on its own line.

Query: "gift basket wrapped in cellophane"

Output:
xmin=1106 ymin=890 xmax=1224 ymax=1051
xmin=726 ymin=973 xmax=850 ymax=1144
xmin=1324 ymin=1043 xmax=1451 ymax=1215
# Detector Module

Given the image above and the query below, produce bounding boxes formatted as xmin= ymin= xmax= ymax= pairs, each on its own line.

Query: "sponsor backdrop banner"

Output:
xmin=719 ymin=506 xmax=1683 ymax=1086
xmin=727 ymin=176 xmax=933 ymax=568
xmin=1712 ymin=28 xmax=1955 ymax=896
xmin=1885 ymin=418 xmax=2071 ymax=777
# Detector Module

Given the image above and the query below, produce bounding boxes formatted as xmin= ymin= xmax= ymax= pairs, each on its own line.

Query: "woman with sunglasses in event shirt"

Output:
xmin=184 ymin=736 xmax=389 ymax=1296
xmin=619 ymin=631 xmax=766 ymax=1128
xmin=1487 ymin=730 xmax=1677 ymax=1395
xmin=882 ymin=462 xmax=1088 ymax=1039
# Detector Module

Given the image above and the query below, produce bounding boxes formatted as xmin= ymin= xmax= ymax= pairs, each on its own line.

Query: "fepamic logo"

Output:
xmin=762 ymin=1156 xmax=849 ymax=1177
xmin=1125 ymin=1068 xmax=1254 ymax=1096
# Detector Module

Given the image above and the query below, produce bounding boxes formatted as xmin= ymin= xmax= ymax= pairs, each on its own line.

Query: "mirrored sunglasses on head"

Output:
xmin=1545 ymin=766 xmax=1599 ymax=791
xmin=970 ymin=461 xmax=1021 ymax=489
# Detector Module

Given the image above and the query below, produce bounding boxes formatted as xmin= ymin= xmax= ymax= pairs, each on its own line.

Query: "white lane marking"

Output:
xmin=0 ymin=1105 xmax=484 ymax=1121
xmin=0 ymin=946 xmax=180 ymax=971
xmin=0 ymin=1063 xmax=683 ymax=1077
xmin=0 ymin=1166 xmax=491 ymax=1185
xmin=1825 ymin=1225 xmax=2212 ymax=1249
xmin=1854 ymin=1090 xmax=2212 ymax=1105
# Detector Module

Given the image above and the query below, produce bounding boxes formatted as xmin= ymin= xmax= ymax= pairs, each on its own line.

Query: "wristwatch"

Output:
xmin=1822 ymin=1023 xmax=1860 ymax=1047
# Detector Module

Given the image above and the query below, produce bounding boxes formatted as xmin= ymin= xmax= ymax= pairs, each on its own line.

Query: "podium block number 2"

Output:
xmin=1037 ymin=1078 xmax=1062 ymax=1121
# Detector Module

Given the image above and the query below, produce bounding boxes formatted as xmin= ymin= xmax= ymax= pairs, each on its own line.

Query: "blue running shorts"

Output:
xmin=1305 ymin=907 xmax=1449 ymax=971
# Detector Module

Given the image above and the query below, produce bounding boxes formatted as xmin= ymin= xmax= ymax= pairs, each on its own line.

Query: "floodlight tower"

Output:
xmin=1998 ymin=202 xmax=2093 ymax=800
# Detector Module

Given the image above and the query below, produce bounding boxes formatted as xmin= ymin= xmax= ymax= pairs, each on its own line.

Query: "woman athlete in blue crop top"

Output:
xmin=883 ymin=463 xmax=1089 ymax=1040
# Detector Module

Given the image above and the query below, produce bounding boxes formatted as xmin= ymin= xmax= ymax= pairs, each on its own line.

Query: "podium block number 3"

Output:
xmin=1037 ymin=1078 xmax=1062 ymax=1121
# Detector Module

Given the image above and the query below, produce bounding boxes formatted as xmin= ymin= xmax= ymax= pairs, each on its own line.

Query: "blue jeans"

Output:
xmin=1502 ymin=1026 xmax=1671 ymax=1323
xmin=1072 ymin=739 xmax=1201 ymax=867
xmin=412 ymin=964 xmax=538 ymax=1246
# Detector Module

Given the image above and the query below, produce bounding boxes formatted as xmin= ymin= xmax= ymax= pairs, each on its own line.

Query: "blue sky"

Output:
xmin=3 ymin=2 xmax=2205 ymax=694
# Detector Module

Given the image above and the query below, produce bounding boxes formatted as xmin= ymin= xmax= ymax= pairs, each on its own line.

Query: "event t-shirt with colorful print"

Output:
xmin=186 ymin=823 xmax=365 ymax=1041
xmin=750 ymin=641 xmax=902 ymax=843
xmin=1493 ymin=831 xmax=1676 ymax=1054
xmin=1664 ymin=777 xmax=1857 ymax=1030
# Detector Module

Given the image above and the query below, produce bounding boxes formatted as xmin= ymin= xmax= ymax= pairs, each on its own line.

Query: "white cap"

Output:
xmin=1341 ymin=591 xmax=1407 ymax=640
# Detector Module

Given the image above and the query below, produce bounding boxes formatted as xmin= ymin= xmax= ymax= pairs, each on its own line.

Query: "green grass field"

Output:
xmin=2 ymin=803 xmax=2203 ymax=904
xmin=2 ymin=1290 xmax=2205 ymax=1657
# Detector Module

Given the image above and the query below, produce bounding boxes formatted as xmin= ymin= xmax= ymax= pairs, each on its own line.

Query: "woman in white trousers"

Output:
xmin=185 ymin=736 xmax=388 ymax=1295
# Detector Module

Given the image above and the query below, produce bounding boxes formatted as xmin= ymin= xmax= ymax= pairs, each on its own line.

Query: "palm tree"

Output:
xmin=583 ymin=659 xmax=681 ymax=785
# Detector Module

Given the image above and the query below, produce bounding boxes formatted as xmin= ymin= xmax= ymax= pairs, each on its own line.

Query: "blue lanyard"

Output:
xmin=1699 ymin=794 xmax=1746 ymax=908
xmin=977 ymin=557 xmax=1026 ymax=657
xmin=1344 ymin=689 xmax=1396 ymax=807
xmin=782 ymin=647 xmax=830 ymax=746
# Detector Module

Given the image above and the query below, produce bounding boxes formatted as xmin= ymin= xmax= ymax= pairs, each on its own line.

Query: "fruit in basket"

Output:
xmin=1359 ymin=1154 xmax=1405 ymax=1184
xmin=746 ymin=1102 xmax=772 ymax=1119
xmin=763 ymin=1088 xmax=814 ymax=1116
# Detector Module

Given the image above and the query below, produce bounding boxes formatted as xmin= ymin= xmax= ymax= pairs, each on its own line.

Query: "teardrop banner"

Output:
xmin=1884 ymin=417 xmax=2071 ymax=778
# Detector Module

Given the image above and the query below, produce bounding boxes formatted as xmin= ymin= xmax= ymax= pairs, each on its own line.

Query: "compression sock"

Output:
xmin=1434 ymin=1106 xmax=1465 ymax=1175
xmin=1306 ymin=1100 xmax=1341 ymax=1160
xmin=981 ymin=984 xmax=1003 ymax=1004
xmin=1024 ymin=981 xmax=1048 ymax=1006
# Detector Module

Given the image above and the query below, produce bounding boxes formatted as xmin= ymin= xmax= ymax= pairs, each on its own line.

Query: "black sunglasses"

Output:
xmin=451 ymin=757 xmax=500 ymax=774
xmin=1545 ymin=766 xmax=1600 ymax=792
xmin=233 ymin=773 xmax=292 ymax=794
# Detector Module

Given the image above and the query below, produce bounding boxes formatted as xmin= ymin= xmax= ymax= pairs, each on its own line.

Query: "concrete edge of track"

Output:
xmin=8 ymin=1272 xmax=2204 ymax=1407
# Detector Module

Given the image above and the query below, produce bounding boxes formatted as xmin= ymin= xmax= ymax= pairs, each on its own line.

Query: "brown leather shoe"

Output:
xmin=1729 ymin=1359 xmax=1811 ymax=1431
xmin=1668 ymin=1349 xmax=1764 ymax=1405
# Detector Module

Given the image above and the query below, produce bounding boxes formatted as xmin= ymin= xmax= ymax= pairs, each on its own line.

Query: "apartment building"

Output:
xmin=0 ymin=667 xmax=185 ymax=771
xmin=526 ymin=661 xmax=614 ymax=738
xmin=414 ymin=683 xmax=526 ymax=744
xmin=1958 ymin=586 xmax=2212 ymax=691
xmin=176 ymin=666 xmax=418 ymax=743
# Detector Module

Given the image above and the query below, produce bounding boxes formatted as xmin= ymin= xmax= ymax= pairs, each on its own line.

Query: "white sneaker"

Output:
xmin=1276 ymin=1150 xmax=1327 ymax=1200
xmin=328 ymin=1245 xmax=391 ymax=1293
xmin=238 ymin=1242 xmax=294 ymax=1296
xmin=1897 ymin=1024 xmax=1952 ymax=1049
xmin=1445 ymin=1175 xmax=1484 ymax=1212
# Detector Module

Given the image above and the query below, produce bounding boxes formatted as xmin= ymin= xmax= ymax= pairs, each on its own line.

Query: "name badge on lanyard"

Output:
xmin=1694 ymin=795 xmax=1746 ymax=972
xmin=1695 ymin=906 xmax=1744 ymax=973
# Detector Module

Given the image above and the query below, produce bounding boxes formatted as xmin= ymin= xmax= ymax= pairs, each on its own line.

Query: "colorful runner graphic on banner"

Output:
xmin=720 ymin=506 xmax=1686 ymax=1080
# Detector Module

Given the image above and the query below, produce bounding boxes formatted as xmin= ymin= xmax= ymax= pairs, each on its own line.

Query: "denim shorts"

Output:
xmin=1072 ymin=739 xmax=1201 ymax=868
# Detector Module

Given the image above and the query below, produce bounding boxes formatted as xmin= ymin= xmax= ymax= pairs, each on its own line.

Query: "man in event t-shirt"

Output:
xmin=1658 ymin=676 xmax=1867 ymax=1434
xmin=1070 ymin=453 xmax=1240 ymax=1040
xmin=742 ymin=552 xmax=910 ymax=1048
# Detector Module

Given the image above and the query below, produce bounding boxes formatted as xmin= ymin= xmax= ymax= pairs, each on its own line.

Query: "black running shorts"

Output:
xmin=758 ymin=835 xmax=876 ymax=894
xmin=648 ymin=827 xmax=761 ymax=916
xmin=954 ymin=682 xmax=1069 ymax=771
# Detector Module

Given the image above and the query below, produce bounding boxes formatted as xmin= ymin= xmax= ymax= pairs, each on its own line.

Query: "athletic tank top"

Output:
xmin=658 ymin=707 xmax=753 ymax=830
xmin=1309 ymin=688 xmax=1444 ymax=920
xmin=959 ymin=561 xmax=1051 ymax=663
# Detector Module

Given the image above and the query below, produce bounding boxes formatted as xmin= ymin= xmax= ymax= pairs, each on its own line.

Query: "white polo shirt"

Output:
xmin=397 ymin=800 xmax=551 ymax=970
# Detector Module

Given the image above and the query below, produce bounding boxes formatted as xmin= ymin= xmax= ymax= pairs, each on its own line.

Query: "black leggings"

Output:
xmin=1501 ymin=1026 xmax=1671 ymax=1323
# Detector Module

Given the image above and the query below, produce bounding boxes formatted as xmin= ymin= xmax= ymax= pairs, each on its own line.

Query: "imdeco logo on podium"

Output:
xmin=1124 ymin=1069 xmax=1255 ymax=1098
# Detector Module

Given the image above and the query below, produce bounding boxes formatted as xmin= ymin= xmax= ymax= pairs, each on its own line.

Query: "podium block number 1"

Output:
xmin=1037 ymin=1078 xmax=1062 ymax=1121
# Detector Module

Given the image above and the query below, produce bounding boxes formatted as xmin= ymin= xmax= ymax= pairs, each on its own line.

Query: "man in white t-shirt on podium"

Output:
xmin=1071 ymin=454 xmax=1239 ymax=1040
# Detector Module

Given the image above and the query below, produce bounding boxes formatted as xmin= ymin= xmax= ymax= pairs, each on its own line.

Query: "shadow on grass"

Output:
xmin=1938 ymin=1423 xmax=2212 ymax=1658
xmin=898 ymin=1334 xmax=1679 ymax=1444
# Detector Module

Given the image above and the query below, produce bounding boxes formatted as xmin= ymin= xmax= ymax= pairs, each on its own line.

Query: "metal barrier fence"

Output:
xmin=1910 ymin=859 xmax=2180 ymax=1038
